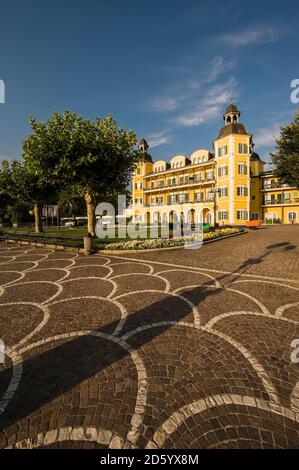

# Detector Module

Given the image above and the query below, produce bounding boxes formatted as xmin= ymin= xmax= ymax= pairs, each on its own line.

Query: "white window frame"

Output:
xmin=237 ymin=210 xmax=248 ymax=220
xmin=218 ymin=146 xmax=228 ymax=157
xmin=218 ymin=165 xmax=228 ymax=177
xmin=218 ymin=211 xmax=229 ymax=220
xmin=238 ymin=163 xmax=248 ymax=175
xmin=219 ymin=187 xmax=228 ymax=197
xmin=237 ymin=186 xmax=248 ymax=196
xmin=238 ymin=143 xmax=248 ymax=154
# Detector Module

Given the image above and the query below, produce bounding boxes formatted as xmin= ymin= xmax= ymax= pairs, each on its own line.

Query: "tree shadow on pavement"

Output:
xmin=0 ymin=241 xmax=295 ymax=432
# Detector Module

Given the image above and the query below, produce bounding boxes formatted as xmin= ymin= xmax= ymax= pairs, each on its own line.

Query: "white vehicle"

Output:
xmin=64 ymin=220 xmax=76 ymax=228
xmin=61 ymin=217 xmax=88 ymax=228
xmin=101 ymin=215 xmax=115 ymax=225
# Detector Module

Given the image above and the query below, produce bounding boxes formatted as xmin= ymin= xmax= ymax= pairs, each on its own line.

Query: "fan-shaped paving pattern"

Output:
xmin=0 ymin=234 xmax=298 ymax=449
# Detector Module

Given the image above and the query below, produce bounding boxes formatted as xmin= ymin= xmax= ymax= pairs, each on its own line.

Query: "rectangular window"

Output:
xmin=218 ymin=145 xmax=228 ymax=157
xmin=135 ymin=182 xmax=142 ymax=190
xmin=237 ymin=210 xmax=248 ymax=220
xmin=263 ymin=195 xmax=271 ymax=204
xmin=238 ymin=163 xmax=248 ymax=175
xmin=250 ymin=213 xmax=259 ymax=220
xmin=219 ymin=187 xmax=228 ymax=197
xmin=206 ymin=171 xmax=214 ymax=180
xmin=178 ymin=193 xmax=189 ymax=203
xmin=168 ymin=194 xmax=177 ymax=204
xmin=238 ymin=143 xmax=248 ymax=154
xmin=283 ymin=192 xmax=291 ymax=201
xmin=237 ymin=186 xmax=248 ymax=196
xmin=158 ymin=180 xmax=164 ymax=188
xmin=179 ymin=175 xmax=189 ymax=185
xmin=195 ymin=192 xmax=203 ymax=202
xmin=218 ymin=211 xmax=229 ymax=220
xmin=150 ymin=181 xmax=155 ymax=189
xmin=218 ymin=166 xmax=228 ymax=177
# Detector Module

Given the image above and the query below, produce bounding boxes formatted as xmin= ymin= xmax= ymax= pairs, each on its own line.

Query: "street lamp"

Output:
xmin=208 ymin=188 xmax=221 ymax=228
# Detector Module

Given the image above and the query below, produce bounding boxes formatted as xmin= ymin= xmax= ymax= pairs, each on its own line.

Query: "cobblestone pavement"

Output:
xmin=0 ymin=226 xmax=299 ymax=449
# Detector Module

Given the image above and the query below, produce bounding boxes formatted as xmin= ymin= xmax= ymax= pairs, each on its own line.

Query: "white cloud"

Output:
xmin=149 ymin=57 xmax=239 ymax=131
xmin=205 ymin=56 xmax=235 ymax=83
xmin=150 ymin=55 xmax=234 ymax=114
xmin=202 ymin=79 xmax=237 ymax=106
xmin=150 ymin=95 xmax=186 ymax=112
xmin=148 ymin=130 xmax=172 ymax=148
xmin=254 ymin=124 xmax=281 ymax=148
xmin=174 ymin=106 xmax=220 ymax=127
xmin=217 ymin=26 xmax=278 ymax=47
xmin=173 ymin=78 xmax=239 ymax=128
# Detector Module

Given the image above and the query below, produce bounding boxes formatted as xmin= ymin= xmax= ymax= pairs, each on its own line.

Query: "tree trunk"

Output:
xmin=33 ymin=203 xmax=43 ymax=233
xmin=85 ymin=192 xmax=96 ymax=236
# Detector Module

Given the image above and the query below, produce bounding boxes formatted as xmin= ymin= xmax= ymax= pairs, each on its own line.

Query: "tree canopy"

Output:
xmin=0 ymin=159 xmax=57 ymax=232
xmin=23 ymin=111 xmax=139 ymax=235
xmin=1 ymin=112 xmax=139 ymax=233
xmin=271 ymin=110 xmax=299 ymax=187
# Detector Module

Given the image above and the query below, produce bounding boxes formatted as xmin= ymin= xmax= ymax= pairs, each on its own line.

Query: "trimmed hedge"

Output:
xmin=101 ymin=228 xmax=242 ymax=251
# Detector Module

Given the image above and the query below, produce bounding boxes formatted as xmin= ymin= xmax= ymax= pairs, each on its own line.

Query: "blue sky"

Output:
xmin=0 ymin=0 xmax=298 ymax=166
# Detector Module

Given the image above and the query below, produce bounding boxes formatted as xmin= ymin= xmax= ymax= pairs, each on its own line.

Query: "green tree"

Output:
xmin=0 ymin=160 xmax=56 ymax=232
xmin=58 ymin=183 xmax=86 ymax=220
xmin=23 ymin=111 xmax=139 ymax=236
xmin=67 ymin=114 xmax=139 ymax=236
xmin=0 ymin=160 xmax=15 ymax=224
xmin=22 ymin=113 xmax=81 ymax=231
xmin=271 ymin=110 xmax=299 ymax=187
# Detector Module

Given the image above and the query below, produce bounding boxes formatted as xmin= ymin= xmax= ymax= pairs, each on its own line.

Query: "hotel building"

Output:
xmin=132 ymin=104 xmax=299 ymax=226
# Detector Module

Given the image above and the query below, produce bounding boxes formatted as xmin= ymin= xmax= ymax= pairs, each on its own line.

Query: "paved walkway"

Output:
xmin=0 ymin=226 xmax=298 ymax=448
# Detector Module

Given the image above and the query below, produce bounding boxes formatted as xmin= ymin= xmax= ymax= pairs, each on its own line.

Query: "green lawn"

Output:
xmin=2 ymin=224 xmax=212 ymax=249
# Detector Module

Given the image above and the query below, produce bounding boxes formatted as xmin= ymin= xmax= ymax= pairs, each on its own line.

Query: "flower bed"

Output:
xmin=101 ymin=228 xmax=242 ymax=251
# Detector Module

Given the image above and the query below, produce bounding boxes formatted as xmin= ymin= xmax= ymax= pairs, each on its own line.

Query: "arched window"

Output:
xmin=288 ymin=212 xmax=297 ymax=223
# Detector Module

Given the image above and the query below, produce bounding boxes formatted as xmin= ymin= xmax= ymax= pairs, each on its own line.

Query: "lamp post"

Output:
xmin=208 ymin=188 xmax=221 ymax=228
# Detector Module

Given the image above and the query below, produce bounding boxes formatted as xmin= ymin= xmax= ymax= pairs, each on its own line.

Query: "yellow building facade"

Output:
xmin=132 ymin=104 xmax=299 ymax=226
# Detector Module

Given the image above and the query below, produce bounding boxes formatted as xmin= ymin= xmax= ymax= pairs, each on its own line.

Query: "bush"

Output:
xmin=101 ymin=228 xmax=241 ymax=251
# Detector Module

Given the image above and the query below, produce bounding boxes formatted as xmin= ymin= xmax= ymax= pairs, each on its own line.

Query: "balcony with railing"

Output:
xmin=262 ymin=183 xmax=294 ymax=191
xmin=143 ymin=198 xmax=214 ymax=207
xmin=262 ymin=198 xmax=299 ymax=206
xmin=144 ymin=175 xmax=215 ymax=192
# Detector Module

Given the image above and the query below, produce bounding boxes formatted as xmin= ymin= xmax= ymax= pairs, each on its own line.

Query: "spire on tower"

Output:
xmin=138 ymin=137 xmax=153 ymax=163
